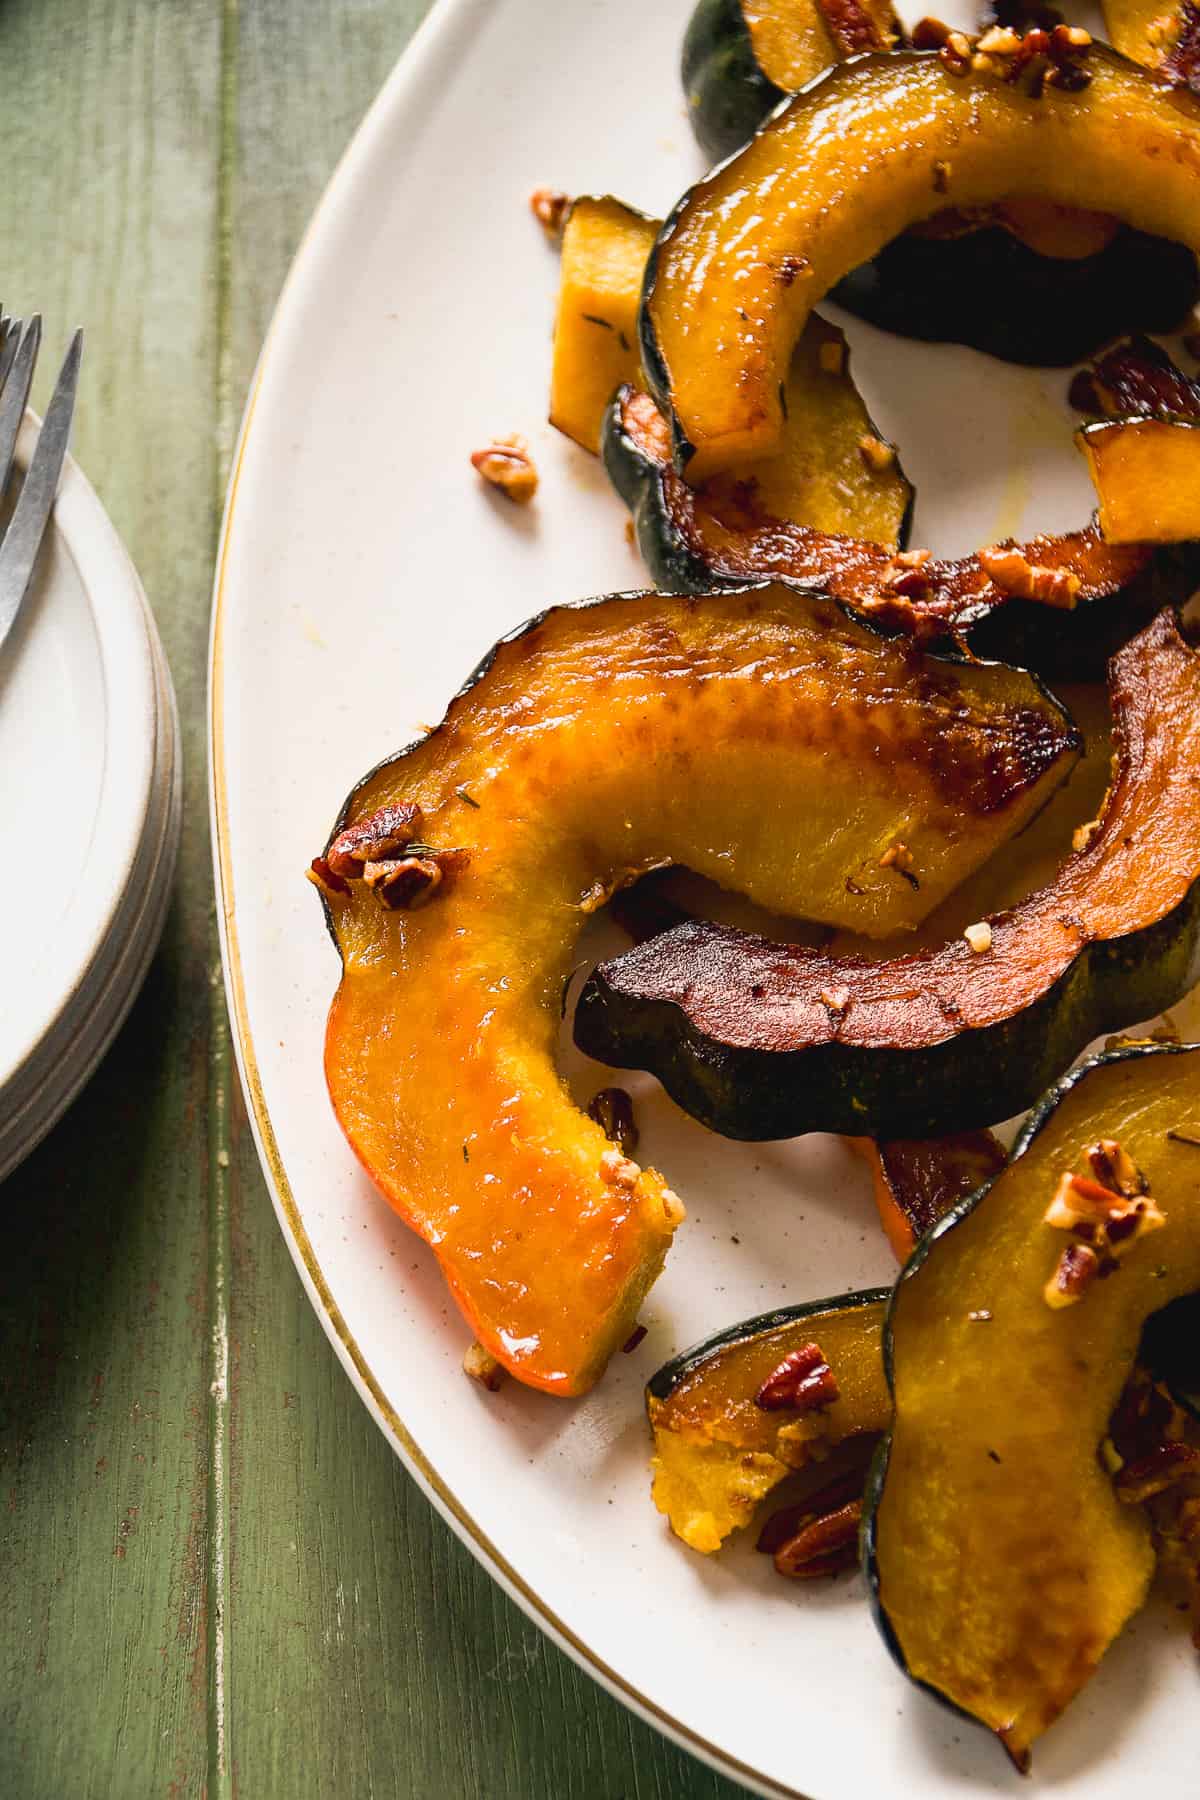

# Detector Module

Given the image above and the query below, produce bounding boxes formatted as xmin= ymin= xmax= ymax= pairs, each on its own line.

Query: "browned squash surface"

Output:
xmin=319 ymin=585 xmax=1076 ymax=1394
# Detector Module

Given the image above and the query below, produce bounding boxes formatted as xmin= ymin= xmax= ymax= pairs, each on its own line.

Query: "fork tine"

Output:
xmin=0 ymin=319 xmax=24 ymax=399
xmin=0 ymin=329 xmax=82 ymax=654
xmin=0 ymin=316 xmax=40 ymax=505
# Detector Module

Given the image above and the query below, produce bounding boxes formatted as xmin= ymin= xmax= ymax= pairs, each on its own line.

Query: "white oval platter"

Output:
xmin=209 ymin=2 xmax=1200 ymax=1793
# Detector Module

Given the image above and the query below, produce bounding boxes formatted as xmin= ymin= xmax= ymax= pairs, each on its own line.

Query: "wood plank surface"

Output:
xmin=0 ymin=3 xmax=751 ymax=1794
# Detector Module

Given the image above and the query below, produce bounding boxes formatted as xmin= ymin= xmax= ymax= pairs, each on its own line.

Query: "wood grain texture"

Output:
xmin=0 ymin=2 xmax=752 ymax=1795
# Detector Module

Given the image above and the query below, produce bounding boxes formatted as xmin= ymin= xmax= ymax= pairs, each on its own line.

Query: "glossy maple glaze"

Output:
xmin=647 ymin=47 xmax=1200 ymax=477
xmin=870 ymin=1047 xmax=1200 ymax=1765
xmin=321 ymin=586 xmax=1077 ymax=1393
xmin=586 ymin=613 xmax=1200 ymax=1057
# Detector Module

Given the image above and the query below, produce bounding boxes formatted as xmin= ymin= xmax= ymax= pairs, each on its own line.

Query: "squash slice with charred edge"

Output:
xmin=574 ymin=611 xmax=1200 ymax=1141
xmin=554 ymin=197 xmax=913 ymax=541
xmin=318 ymin=585 xmax=1079 ymax=1395
xmin=864 ymin=1043 xmax=1200 ymax=1769
xmin=604 ymin=382 xmax=1197 ymax=678
xmin=647 ymin=1289 xmax=889 ymax=1552
xmin=644 ymin=43 xmax=1200 ymax=480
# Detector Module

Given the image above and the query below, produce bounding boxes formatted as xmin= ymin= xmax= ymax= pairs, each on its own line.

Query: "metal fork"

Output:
xmin=0 ymin=317 xmax=83 ymax=655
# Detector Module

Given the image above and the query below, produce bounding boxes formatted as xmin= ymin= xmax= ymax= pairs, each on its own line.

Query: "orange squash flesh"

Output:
xmin=1079 ymin=417 xmax=1200 ymax=544
xmin=646 ymin=46 xmax=1200 ymax=479
xmin=549 ymin=197 xmax=658 ymax=454
xmin=319 ymin=585 xmax=1078 ymax=1394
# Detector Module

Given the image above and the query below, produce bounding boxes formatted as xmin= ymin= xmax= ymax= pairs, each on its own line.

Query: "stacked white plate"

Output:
xmin=0 ymin=413 xmax=180 ymax=1181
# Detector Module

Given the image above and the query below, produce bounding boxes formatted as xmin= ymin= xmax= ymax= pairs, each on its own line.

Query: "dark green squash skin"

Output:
xmin=573 ymin=889 xmax=1200 ymax=1142
xmin=601 ymin=385 xmax=1200 ymax=680
xmin=682 ymin=0 xmax=789 ymax=162
xmin=832 ymin=223 xmax=1200 ymax=367
xmin=860 ymin=1043 xmax=1200 ymax=1736
xmin=1140 ymin=1290 xmax=1200 ymax=1417
xmin=646 ymin=1287 xmax=890 ymax=1403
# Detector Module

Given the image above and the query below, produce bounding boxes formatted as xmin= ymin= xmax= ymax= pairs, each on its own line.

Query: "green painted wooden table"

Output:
xmin=0 ymin=4 xmax=752 ymax=1795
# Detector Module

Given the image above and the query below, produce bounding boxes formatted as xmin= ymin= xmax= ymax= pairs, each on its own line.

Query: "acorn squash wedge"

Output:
xmin=1103 ymin=0 xmax=1200 ymax=90
xmin=681 ymin=3 xmax=1197 ymax=360
xmin=852 ymin=1132 xmax=1007 ymax=1261
xmin=832 ymin=214 xmax=1198 ymax=368
xmin=604 ymin=382 xmax=1193 ymax=678
xmin=574 ymin=611 xmax=1200 ymax=1140
xmin=863 ymin=1043 xmax=1200 ymax=1769
xmin=316 ymin=585 xmax=1076 ymax=1394
xmin=549 ymin=196 xmax=658 ymax=455
xmin=643 ymin=41 xmax=1200 ymax=480
xmin=682 ymin=0 xmax=900 ymax=160
xmin=647 ymin=1289 xmax=889 ymax=1552
xmin=1073 ymin=333 xmax=1200 ymax=544
xmin=1079 ymin=418 xmax=1200 ymax=545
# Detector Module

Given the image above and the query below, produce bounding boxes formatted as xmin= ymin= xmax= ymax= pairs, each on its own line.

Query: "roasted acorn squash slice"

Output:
xmin=644 ymin=42 xmax=1200 ymax=479
xmin=647 ymin=1290 xmax=889 ymax=1552
xmin=833 ymin=214 xmax=1198 ymax=368
xmin=604 ymin=382 xmax=1195 ymax=677
xmin=681 ymin=0 xmax=900 ymax=159
xmin=575 ymin=611 xmax=1200 ymax=1140
xmin=682 ymin=2 xmax=1197 ymax=358
xmin=864 ymin=1043 xmax=1200 ymax=1769
xmin=317 ymin=585 xmax=1077 ymax=1394
xmin=552 ymin=201 xmax=912 ymax=542
xmin=1103 ymin=0 xmax=1200 ymax=90
xmin=548 ymin=196 xmax=658 ymax=455
xmin=852 ymin=1132 xmax=1007 ymax=1261
xmin=1079 ymin=418 xmax=1200 ymax=545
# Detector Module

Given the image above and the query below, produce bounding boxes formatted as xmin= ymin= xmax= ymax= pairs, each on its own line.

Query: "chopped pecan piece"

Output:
xmin=756 ymin=1468 xmax=866 ymax=1555
xmin=1044 ymin=1240 xmax=1100 ymax=1308
xmin=307 ymin=855 xmax=349 ymax=898
xmin=978 ymin=546 xmax=1080 ymax=610
xmin=879 ymin=840 xmax=915 ymax=876
xmin=471 ymin=434 xmax=538 ymax=504
xmin=587 ymin=1086 xmax=639 ymax=1158
xmin=911 ymin=15 xmax=954 ymax=47
xmin=1044 ymin=1167 xmax=1165 ymax=1261
xmin=463 ymin=1341 xmax=505 ymax=1391
xmin=1115 ymin=1441 xmax=1200 ymax=1504
xmin=529 ymin=187 xmax=570 ymax=236
xmin=326 ymin=801 xmax=425 ymax=878
xmin=754 ymin=1342 xmax=840 ymax=1413
xmin=363 ymin=845 xmax=469 ymax=911
xmin=773 ymin=1500 xmax=863 ymax=1579
xmin=1087 ymin=1138 xmax=1149 ymax=1199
